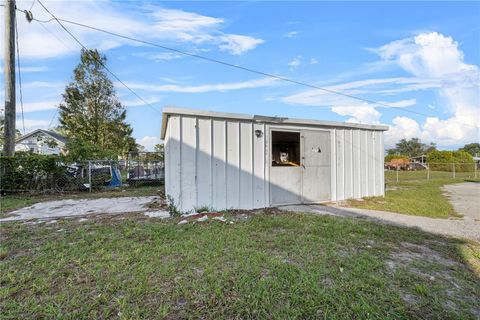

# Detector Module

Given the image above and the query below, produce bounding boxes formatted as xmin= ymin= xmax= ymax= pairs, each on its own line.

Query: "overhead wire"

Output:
xmin=18 ymin=3 xmax=432 ymax=119
xmin=31 ymin=0 xmax=162 ymax=116
xmin=28 ymin=0 xmax=36 ymax=11
xmin=37 ymin=22 xmax=72 ymax=129
xmin=14 ymin=11 xmax=26 ymax=134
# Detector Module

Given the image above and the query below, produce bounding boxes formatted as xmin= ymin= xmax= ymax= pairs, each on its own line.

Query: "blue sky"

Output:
xmin=1 ymin=1 xmax=479 ymax=150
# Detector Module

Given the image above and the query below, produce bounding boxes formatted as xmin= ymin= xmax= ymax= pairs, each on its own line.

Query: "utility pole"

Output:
xmin=3 ymin=0 xmax=16 ymax=156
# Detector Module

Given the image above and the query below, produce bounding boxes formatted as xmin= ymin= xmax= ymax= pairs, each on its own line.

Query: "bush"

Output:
xmin=385 ymin=154 xmax=409 ymax=162
xmin=0 ymin=154 xmax=80 ymax=192
xmin=427 ymin=150 xmax=475 ymax=172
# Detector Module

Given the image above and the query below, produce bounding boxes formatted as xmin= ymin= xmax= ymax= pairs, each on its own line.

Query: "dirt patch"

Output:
xmin=386 ymin=241 xmax=479 ymax=317
xmin=392 ymin=242 xmax=460 ymax=268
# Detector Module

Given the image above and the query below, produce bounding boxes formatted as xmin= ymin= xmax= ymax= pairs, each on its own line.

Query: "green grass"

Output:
xmin=348 ymin=178 xmax=479 ymax=218
xmin=0 ymin=185 xmax=163 ymax=215
xmin=1 ymin=212 xmax=479 ymax=319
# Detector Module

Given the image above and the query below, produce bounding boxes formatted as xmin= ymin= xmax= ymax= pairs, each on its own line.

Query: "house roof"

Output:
xmin=161 ymin=106 xmax=389 ymax=139
xmin=16 ymin=129 xmax=67 ymax=144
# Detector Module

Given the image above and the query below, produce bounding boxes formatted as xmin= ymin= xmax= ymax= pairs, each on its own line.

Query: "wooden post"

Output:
xmin=3 ymin=0 xmax=16 ymax=156
xmin=452 ymin=163 xmax=455 ymax=179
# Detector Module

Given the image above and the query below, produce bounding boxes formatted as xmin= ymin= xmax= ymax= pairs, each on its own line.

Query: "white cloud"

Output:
xmin=376 ymin=32 xmax=480 ymax=147
xmin=282 ymin=76 xmax=418 ymax=118
xmin=16 ymin=119 xmax=50 ymax=132
xmin=22 ymin=81 xmax=64 ymax=89
xmin=310 ymin=58 xmax=318 ymax=65
xmin=122 ymin=77 xmax=279 ymax=93
xmin=137 ymin=136 xmax=161 ymax=151
xmin=283 ymin=32 xmax=480 ymax=147
xmin=288 ymin=56 xmax=302 ymax=68
xmin=1 ymin=1 xmax=263 ymax=60
xmin=332 ymin=106 xmax=381 ymax=124
xmin=218 ymin=34 xmax=264 ymax=55
xmin=384 ymin=116 xmax=422 ymax=147
xmin=20 ymin=101 xmax=59 ymax=113
xmin=284 ymin=31 xmax=298 ymax=38
xmin=144 ymin=52 xmax=185 ymax=61
xmin=122 ymin=97 xmax=162 ymax=107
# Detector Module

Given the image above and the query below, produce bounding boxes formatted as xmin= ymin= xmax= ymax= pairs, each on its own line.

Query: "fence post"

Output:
xmin=427 ymin=165 xmax=430 ymax=180
xmin=88 ymin=160 xmax=92 ymax=193
xmin=396 ymin=167 xmax=399 ymax=183
xmin=475 ymin=162 xmax=477 ymax=179
xmin=452 ymin=163 xmax=455 ymax=179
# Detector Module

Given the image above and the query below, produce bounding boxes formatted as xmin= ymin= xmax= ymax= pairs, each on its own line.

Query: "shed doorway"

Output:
xmin=270 ymin=129 xmax=331 ymax=205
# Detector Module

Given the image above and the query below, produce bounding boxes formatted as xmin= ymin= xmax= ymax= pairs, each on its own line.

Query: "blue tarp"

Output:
xmin=108 ymin=166 xmax=122 ymax=187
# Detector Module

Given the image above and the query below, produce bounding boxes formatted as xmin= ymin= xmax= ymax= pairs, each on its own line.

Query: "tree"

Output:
xmin=0 ymin=118 xmax=22 ymax=154
xmin=154 ymin=143 xmax=164 ymax=161
xmin=387 ymin=138 xmax=436 ymax=157
xmin=459 ymin=143 xmax=480 ymax=157
xmin=58 ymin=49 xmax=136 ymax=160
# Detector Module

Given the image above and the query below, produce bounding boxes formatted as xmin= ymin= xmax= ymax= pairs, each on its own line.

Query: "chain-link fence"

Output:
xmin=126 ymin=152 xmax=164 ymax=187
xmin=385 ymin=162 xmax=478 ymax=183
xmin=0 ymin=156 xmax=164 ymax=194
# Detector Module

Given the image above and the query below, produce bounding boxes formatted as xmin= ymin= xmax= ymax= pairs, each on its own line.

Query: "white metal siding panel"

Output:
xmin=212 ymin=120 xmax=227 ymax=210
xmin=331 ymin=129 xmax=337 ymax=201
xmin=352 ymin=129 xmax=361 ymax=199
xmin=196 ymin=118 xmax=212 ymax=208
xmin=167 ymin=115 xmax=181 ymax=209
xmin=253 ymin=123 xmax=266 ymax=207
xmin=380 ymin=132 xmax=385 ymax=196
xmin=164 ymin=123 xmax=170 ymax=198
xmin=239 ymin=122 xmax=253 ymax=209
xmin=367 ymin=131 xmax=375 ymax=197
xmin=336 ymin=129 xmax=345 ymax=200
xmin=344 ymin=129 xmax=353 ymax=199
xmin=180 ymin=116 xmax=197 ymax=211
xmin=375 ymin=131 xmax=384 ymax=196
xmin=226 ymin=121 xmax=240 ymax=209
xmin=360 ymin=130 xmax=367 ymax=197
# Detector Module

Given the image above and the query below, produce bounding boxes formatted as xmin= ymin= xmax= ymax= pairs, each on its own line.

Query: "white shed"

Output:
xmin=161 ymin=107 xmax=388 ymax=212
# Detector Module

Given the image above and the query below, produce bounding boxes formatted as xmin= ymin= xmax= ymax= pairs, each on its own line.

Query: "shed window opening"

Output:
xmin=271 ymin=131 xmax=300 ymax=167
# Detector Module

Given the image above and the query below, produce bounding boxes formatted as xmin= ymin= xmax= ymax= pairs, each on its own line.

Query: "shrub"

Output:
xmin=385 ymin=154 xmax=409 ymax=162
xmin=427 ymin=150 xmax=475 ymax=172
xmin=0 ymin=154 xmax=80 ymax=192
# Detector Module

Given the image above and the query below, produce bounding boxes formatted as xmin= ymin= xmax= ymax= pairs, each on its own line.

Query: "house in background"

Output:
xmin=15 ymin=129 xmax=67 ymax=155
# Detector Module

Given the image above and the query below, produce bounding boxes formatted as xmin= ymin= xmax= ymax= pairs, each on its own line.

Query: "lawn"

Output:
xmin=0 ymin=185 xmax=163 ymax=215
xmin=1 ymin=211 xmax=479 ymax=319
xmin=348 ymin=178 xmax=479 ymax=218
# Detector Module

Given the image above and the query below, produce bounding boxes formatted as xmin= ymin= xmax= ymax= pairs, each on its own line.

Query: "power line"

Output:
xmin=15 ymin=13 xmax=26 ymax=134
xmin=25 ymin=10 xmax=433 ymax=118
xmin=32 ymin=0 xmax=162 ymax=116
xmin=18 ymin=4 xmax=433 ymax=119
xmin=29 ymin=0 xmax=36 ymax=11
xmin=34 ymin=22 xmax=72 ymax=129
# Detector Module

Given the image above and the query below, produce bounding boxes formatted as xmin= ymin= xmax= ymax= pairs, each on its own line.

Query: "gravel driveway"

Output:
xmin=279 ymin=182 xmax=480 ymax=241
xmin=442 ymin=182 xmax=480 ymax=222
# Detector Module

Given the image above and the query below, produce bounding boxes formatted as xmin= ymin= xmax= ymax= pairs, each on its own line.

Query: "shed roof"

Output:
xmin=161 ymin=107 xmax=388 ymax=139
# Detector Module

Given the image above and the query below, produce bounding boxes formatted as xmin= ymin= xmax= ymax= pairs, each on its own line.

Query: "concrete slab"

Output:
xmin=0 ymin=196 xmax=163 ymax=222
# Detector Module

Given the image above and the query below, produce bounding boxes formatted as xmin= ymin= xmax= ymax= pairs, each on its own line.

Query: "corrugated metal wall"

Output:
xmin=165 ymin=114 xmax=384 ymax=212
xmin=165 ymin=115 xmax=268 ymax=212
xmin=331 ymin=128 xmax=384 ymax=201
